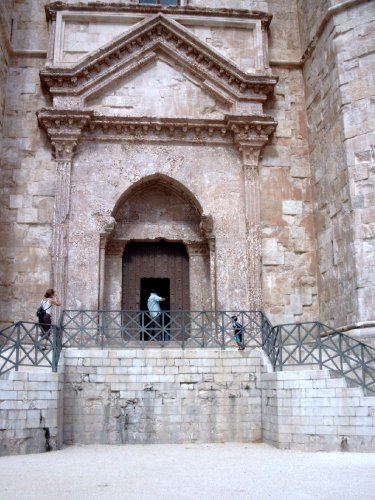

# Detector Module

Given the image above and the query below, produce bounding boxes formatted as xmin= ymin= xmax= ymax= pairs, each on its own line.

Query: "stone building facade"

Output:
xmin=0 ymin=0 xmax=374 ymax=340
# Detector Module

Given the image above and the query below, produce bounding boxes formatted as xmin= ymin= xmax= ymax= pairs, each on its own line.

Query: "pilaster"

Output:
xmin=229 ymin=116 xmax=276 ymax=310
xmin=37 ymin=111 xmax=92 ymax=306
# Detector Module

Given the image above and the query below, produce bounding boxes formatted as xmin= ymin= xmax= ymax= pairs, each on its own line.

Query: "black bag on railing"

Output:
xmin=36 ymin=305 xmax=46 ymax=320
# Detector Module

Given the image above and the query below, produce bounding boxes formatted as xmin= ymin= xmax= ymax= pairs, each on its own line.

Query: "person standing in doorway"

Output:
xmin=39 ymin=288 xmax=61 ymax=350
xmin=147 ymin=289 xmax=165 ymax=340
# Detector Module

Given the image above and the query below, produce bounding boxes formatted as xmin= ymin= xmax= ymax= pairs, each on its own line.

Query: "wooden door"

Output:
xmin=122 ymin=241 xmax=190 ymax=311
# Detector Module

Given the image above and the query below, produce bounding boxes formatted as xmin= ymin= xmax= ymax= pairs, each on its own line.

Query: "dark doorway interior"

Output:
xmin=140 ymin=278 xmax=170 ymax=311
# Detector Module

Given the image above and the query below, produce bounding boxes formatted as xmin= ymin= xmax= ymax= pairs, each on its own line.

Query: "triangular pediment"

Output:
xmin=87 ymin=57 xmax=228 ymax=119
xmin=40 ymin=13 xmax=277 ymax=104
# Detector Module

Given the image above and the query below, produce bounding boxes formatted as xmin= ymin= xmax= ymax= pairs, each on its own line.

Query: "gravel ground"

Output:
xmin=1 ymin=442 xmax=375 ymax=500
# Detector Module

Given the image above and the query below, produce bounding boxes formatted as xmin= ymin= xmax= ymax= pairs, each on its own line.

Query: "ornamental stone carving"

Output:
xmin=38 ymin=2 xmax=278 ymax=313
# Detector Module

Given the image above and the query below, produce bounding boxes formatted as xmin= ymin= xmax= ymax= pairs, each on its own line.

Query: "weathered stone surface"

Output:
xmin=298 ymin=0 xmax=375 ymax=330
xmin=62 ymin=348 xmax=264 ymax=445
xmin=262 ymin=361 xmax=375 ymax=452
xmin=0 ymin=370 xmax=63 ymax=456
xmin=0 ymin=0 xmax=373 ymax=342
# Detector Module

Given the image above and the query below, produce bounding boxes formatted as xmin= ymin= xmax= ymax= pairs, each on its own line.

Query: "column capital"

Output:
xmin=37 ymin=109 xmax=93 ymax=161
xmin=106 ymin=239 xmax=126 ymax=256
xmin=225 ymin=114 xmax=277 ymax=162
xmin=199 ymin=213 xmax=214 ymax=239
xmin=186 ymin=242 xmax=209 ymax=257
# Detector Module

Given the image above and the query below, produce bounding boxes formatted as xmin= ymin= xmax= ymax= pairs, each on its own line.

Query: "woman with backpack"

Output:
xmin=38 ymin=288 xmax=61 ymax=350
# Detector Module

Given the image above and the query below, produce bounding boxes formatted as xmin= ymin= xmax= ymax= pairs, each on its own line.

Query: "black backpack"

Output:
xmin=36 ymin=305 xmax=46 ymax=320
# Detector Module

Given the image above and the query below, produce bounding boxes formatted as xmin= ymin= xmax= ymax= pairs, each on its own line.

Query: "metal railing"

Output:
xmin=60 ymin=310 xmax=265 ymax=349
xmin=0 ymin=321 xmax=62 ymax=375
xmin=262 ymin=321 xmax=375 ymax=394
xmin=1 ymin=312 xmax=374 ymax=396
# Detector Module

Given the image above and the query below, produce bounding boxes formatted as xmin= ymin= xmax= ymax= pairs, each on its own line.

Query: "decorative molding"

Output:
xmin=37 ymin=108 xmax=277 ymax=158
xmin=40 ymin=13 xmax=277 ymax=103
xmin=45 ymin=2 xmax=273 ymax=27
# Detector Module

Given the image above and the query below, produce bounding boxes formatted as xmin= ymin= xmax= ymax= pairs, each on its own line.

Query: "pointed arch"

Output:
xmin=112 ymin=173 xmax=203 ymax=221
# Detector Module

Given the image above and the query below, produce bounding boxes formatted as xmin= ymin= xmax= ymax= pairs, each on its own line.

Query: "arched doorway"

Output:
xmin=102 ymin=175 xmax=214 ymax=312
xmin=122 ymin=240 xmax=190 ymax=312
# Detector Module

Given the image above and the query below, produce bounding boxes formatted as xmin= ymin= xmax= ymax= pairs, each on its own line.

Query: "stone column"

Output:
xmin=186 ymin=242 xmax=210 ymax=312
xmin=199 ymin=215 xmax=216 ymax=311
xmin=104 ymin=240 xmax=126 ymax=310
xmin=98 ymin=221 xmax=116 ymax=310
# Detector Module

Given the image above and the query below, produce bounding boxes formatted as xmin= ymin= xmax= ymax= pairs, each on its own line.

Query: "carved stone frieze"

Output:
xmin=40 ymin=13 xmax=277 ymax=103
xmin=37 ymin=109 xmax=277 ymax=157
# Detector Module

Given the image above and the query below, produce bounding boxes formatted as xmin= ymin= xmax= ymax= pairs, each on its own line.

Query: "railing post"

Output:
xmin=141 ymin=312 xmax=145 ymax=350
xmin=52 ymin=325 xmax=59 ymax=372
xmin=277 ymin=326 xmax=283 ymax=371
xmin=361 ymin=344 xmax=366 ymax=389
xmin=15 ymin=322 xmax=20 ymax=372
xmin=221 ymin=312 xmax=225 ymax=350
xmin=317 ymin=322 xmax=323 ymax=369
xmin=100 ymin=311 xmax=104 ymax=350
xmin=181 ymin=312 xmax=186 ymax=350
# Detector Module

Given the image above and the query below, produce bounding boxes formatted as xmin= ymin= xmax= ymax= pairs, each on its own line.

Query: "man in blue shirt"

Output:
xmin=147 ymin=290 xmax=165 ymax=340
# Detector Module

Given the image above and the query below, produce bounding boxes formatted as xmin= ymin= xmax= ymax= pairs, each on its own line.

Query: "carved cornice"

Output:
xmin=40 ymin=13 xmax=277 ymax=103
xmin=85 ymin=115 xmax=232 ymax=145
xmin=45 ymin=2 xmax=272 ymax=28
xmin=37 ymin=108 xmax=277 ymax=155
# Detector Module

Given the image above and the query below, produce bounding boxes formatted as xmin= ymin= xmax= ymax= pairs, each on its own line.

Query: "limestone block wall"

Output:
xmin=261 ymin=66 xmax=318 ymax=324
xmin=9 ymin=0 xmax=48 ymax=52
xmin=0 ymin=368 xmax=64 ymax=456
xmin=0 ymin=0 xmax=13 ymax=138
xmin=267 ymin=0 xmax=301 ymax=63
xmin=63 ymin=348 xmax=263 ymax=445
xmin=297 ymin=0 xmax=375 ymax=328
xmin=0 ymin=0 xmax=50 ymax=326
xmin=262 ymin=367 xmax=375 ymax=452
